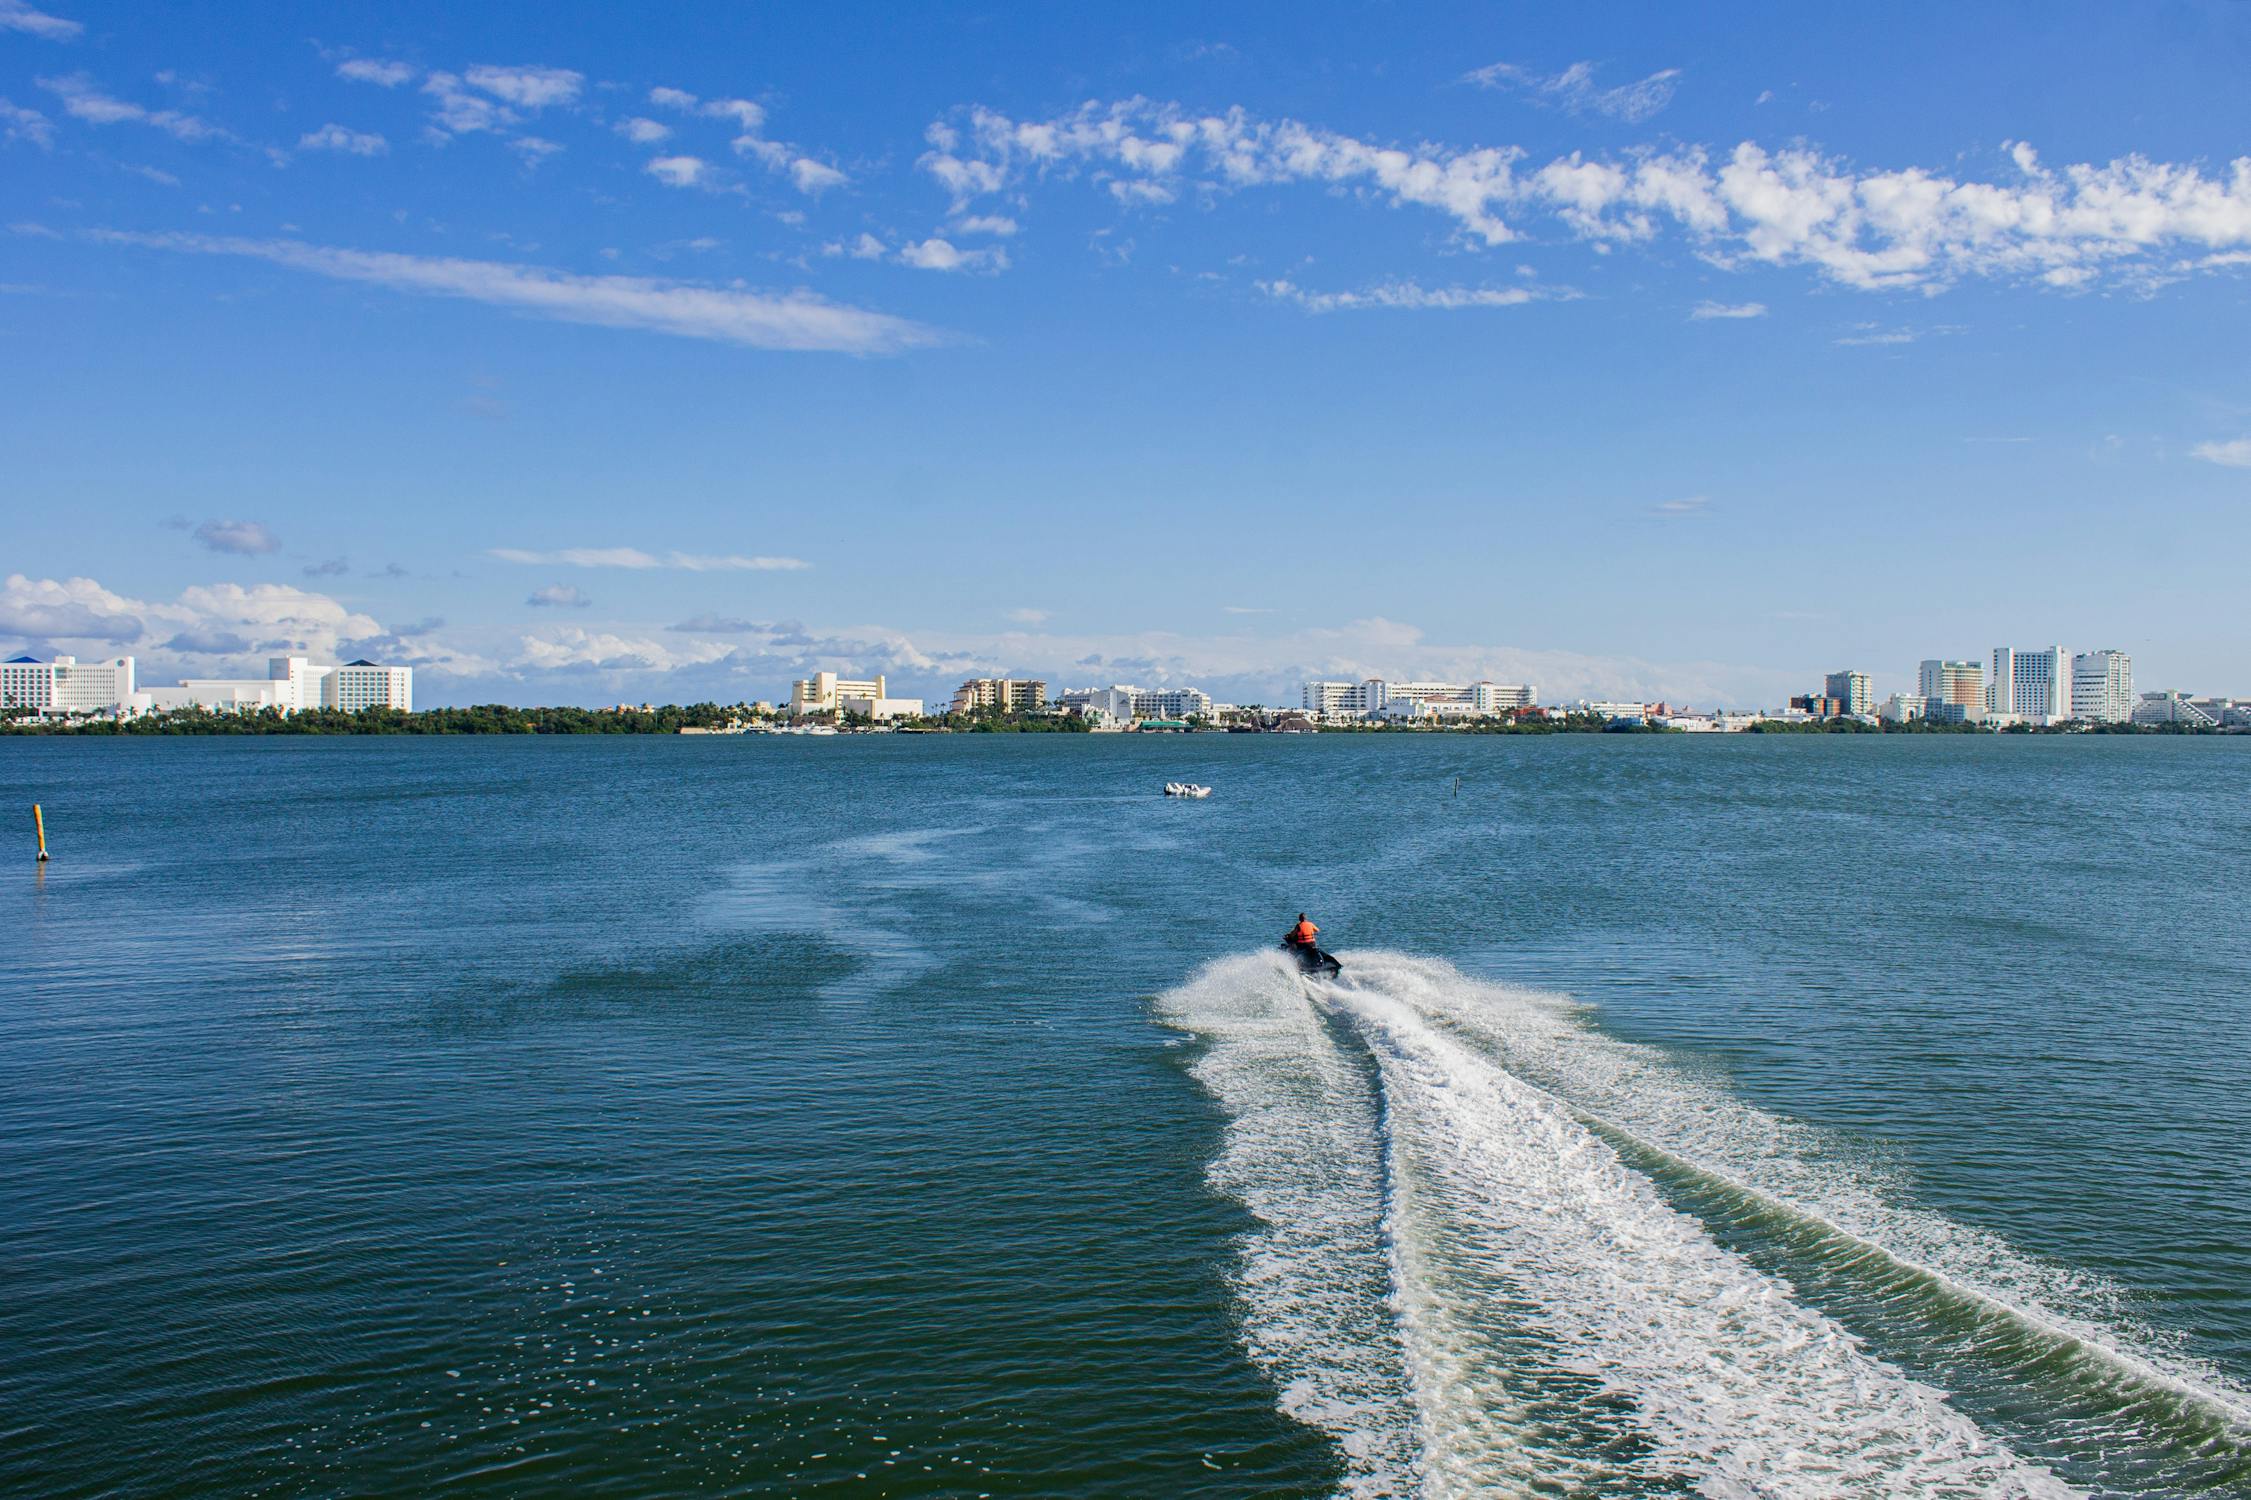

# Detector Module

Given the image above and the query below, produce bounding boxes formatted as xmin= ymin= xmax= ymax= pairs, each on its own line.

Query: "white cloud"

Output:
xmin=2191 ymin=438 xmax=2251 ymax=468
xmin=919 ymin=99 xmax=2251 ymax=294
xmin=1690 ymin=299 xmax=1766 ymax=319
xmin=463 ymin=65 xmax=583 ymax=110
xmin=644 ymin=154 xmax=707 ymax=189
xmin=0 ymin=574 xmax=144 ymax=641
xmin=838 ymin=232 xmax=887 ymax=260
xmin=0 ymin=0 xmax=80 ymax=40
xmin=337 ymin=58 xmax=416 ymax=87
xmin=615 ymin=116 xmax=671 ymax=145
xmin=700 ymin=96 xmax=766 ymax=131
xmin=509 ymin=135 xmax=562 ymax=165
xmin=1465 ymin=61 xmax=1683 ymax=124
xmin=37 ymin=72 xmax=230 ymax=142
xmin=644 ymin=87 xmax=844 ymax=197
xmin=420 ymin=71 xmax=512 ymax=136
xmin=897 ymin=236 xmax=1008 ymax=273
xmin=1258 ymin=278 xmax=1544 ymax=312
xmin=953 ymin=214 xmax=1018 ymax=237
xmin=489 ymin=548 xmax=811 ymax=572
xmin=191 ymin=518 xmax=281 ymax=555
xmin=1833 ymin=322 xmax=1959 ymax=346
xmin=298 ymin=122 xmax=387 ymax=156
xmin=1 ymin=99 xmax=55 ymax=149
xmin=517 ymin=627 xmax=738 ymax=673
xmin=1005 ymin=608 xmax=1050 ymax=625
xmin=789 ymin=157 xmax=846 ymax=194
xmin=527 ymin=584 xmax=591 ymax=608
xmin=93 ymin=230 xmax=945 ymax=355
xmin=0 ymin=572 xmax=418 ymax=669
xmin=1652 ymin=495 xmax=1709 ymax=517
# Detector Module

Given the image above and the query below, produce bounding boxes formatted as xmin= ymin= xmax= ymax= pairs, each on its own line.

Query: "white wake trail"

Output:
xmin=1156 ymin=955 xmax=1423 ymax=1495
xmin=1354 ymin=952 xmax=2251 ymax=1430
xmin=1341 ymin=980 xmax=2073 ymax=1498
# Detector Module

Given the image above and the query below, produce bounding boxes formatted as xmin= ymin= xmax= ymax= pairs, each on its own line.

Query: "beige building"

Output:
xmin=790 ymin=670 xmax=922 ymax=720
xmin=950 ymin=677 xmax=1047 ymax=714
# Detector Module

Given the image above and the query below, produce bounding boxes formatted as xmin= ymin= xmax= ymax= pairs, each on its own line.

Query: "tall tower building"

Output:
xmin=1824 ymin=671 xmax=1872 ymax=715
xmin=1991 ymin=646 xmax=2068 ymax=721
xmin=2070 ymin=650 xmax=2133 ymax=723
xmin=1919 ymin=659 xmax=1983 ymax=714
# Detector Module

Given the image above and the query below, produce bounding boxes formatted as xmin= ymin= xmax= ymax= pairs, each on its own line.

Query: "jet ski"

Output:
xmin=1282 ymin=940 xmax=1342 ymax=978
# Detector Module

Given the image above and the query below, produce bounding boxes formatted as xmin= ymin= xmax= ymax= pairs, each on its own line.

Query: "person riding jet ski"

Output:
xmin=1281 ymin=912 xmax=1342 ymax=977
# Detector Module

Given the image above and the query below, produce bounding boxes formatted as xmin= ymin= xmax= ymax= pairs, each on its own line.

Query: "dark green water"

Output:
xmin=4 ymin=735 xmax=2248 ymax=1496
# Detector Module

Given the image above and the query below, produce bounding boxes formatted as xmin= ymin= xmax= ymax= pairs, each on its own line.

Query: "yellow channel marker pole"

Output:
xmin=34 ymin=803 xmax=49 ymax=862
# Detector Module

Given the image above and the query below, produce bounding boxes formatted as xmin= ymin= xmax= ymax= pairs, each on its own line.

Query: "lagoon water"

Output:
xmin=5 ymin=733 xmax=2251 ymax=1496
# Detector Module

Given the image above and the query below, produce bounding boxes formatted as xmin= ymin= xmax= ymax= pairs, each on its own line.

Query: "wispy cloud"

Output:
xmin=517 ymin=627 xmax=738 ymax=674
xmin=1258 ymin=278 xmax=1546 ymax=313
xmin=1652 ymin=495 xmax=1709 ymax=517
xmin=38 ymin=72 xmax=231 ymax=143
xmin=336 ymin=58 xmax=416 ymax=88
xmin=2191 ymin=438 xmax=2251 ymax=468
xmin=1 ymin=99 xmax=55 ymax=149
xmin=92 ymin=231 xmax=945 ymax=355
xmin=298 ymin=122 xmax=387 ymax=156
xmin=191 ymin=518 xmax=281 ymax=555
xmin=648 ymin=84 xmax=849 ymax=197
xmin=463 ymin=65 xmax=582 ymax=110
xmin=615 ymin=116 xmax=671 ymax=145
xmin=527 ymin=584 xmax=592 ymax=608
xmin=0 ymin=0 xmax=81 ymax=41
xmin=1005 ymin=607 xmax=1050 ymax=625
xmin=1465 ymin=60 xmax=1683 ymax=124
xmin=1834 ymin=322 xmax=1962 ymax=346
xmin=922 ymin=101 xmax=2251 ymax=294
xmin=953 ymin=214 xmax=1018 ymax=237
xmin=1690 ymin=299 xmax=1766 ymax=320
xmin=490 ymin=547 xmax=811 ymax=572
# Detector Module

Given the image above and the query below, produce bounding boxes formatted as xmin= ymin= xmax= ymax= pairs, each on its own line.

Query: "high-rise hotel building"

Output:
xmin=1918 ymin=659 xmax=1984 ymax=714
xmin=1989 ymin=646 xmax=2069 ymax=722
xmin=2070 ymin=649 xmax=2134 ymax=723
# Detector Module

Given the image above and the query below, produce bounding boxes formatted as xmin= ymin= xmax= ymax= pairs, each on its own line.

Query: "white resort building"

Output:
xmin=1300 ymin=678 xmax=1536 ymax=720
xmin=326 ymin=659 xmax=415 ymax=712
xmin=3 ymin=654 xmax=413 ymax=717
xmin=2 ymin=655 xmax=138 ymax=716
xmin=1130 ymin=687 xmax=1213 ymax=721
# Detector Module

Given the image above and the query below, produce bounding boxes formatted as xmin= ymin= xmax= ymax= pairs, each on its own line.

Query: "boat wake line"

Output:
xmin=1153 ymin=951 xmax=2251 ymax=1498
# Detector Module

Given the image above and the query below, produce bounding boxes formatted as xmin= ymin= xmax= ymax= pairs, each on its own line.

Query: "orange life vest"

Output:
xmin=1289 ymin=920 xmax=1319 ymax=946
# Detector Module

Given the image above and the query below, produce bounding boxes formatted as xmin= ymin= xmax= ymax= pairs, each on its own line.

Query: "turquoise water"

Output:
xmin=4 ymin=735 xmax=2249 ymax=1496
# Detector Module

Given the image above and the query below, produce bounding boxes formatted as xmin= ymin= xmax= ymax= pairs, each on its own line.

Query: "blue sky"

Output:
xmin=4 ymin=0 xmax=2249 ymax=708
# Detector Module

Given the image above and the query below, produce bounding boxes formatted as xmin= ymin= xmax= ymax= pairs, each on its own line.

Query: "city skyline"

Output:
xmin=5 ymin=2 xmax=2250 ymax=708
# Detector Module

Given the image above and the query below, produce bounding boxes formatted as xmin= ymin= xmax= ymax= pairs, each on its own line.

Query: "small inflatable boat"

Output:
xmin=1163 ymin=782 xmax=1213 ymax=799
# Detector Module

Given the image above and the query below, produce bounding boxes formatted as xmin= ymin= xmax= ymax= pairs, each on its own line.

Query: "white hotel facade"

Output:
xmin=1302 ymin=678 xmax=1537 ymax=720
xmin=2 ymin=655 xmax=138 ymax=715
xmin=2 ymin=654 xmax=411 ymax=717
